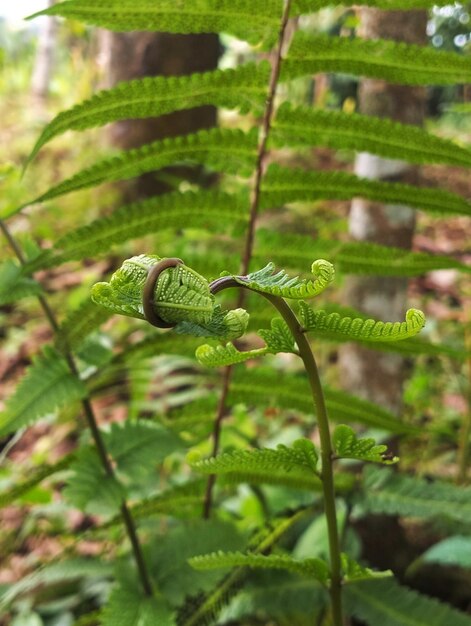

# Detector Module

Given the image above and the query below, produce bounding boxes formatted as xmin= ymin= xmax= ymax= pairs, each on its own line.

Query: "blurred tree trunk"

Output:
xmin=31 ymin=0 xmax=56 ymax=103
xmin=102 ymin=32 xmax=220 ymax=199
xmin=339 ymin=9 xmax=427 ymax=414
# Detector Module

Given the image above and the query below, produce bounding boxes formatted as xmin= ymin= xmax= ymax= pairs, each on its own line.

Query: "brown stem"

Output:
xmin=0 ymin=219 xmax=153 ymax=597
xmin=203 ymin=0 xmax=294 ymax=519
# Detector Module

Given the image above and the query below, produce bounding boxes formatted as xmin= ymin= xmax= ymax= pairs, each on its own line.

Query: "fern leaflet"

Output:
xmin=56 ymin=299 xmax=111 ymax=351
xmin=0 ymin=260 xmax=42 ymax=305
xmin=299 ymin=303 xmax=426 ymax=343
xmin=272 ymin=104 xmax=471 ymax=168
xmin=341 ymin=553 xmax=392 ymax=582
xmin=0 ymin=346 xmax=87 ymax=436
xmin=261 ymin=165 xmax=471 ymax=217
xmin=26 ymin=62 xmax=269 ymax=165
xmin=189 ymin=552 xmax=329 ymax=585
xmin=333 ymin=425 xmax=398 ymax=464
xmin=282 ymin=33 xmax=471 ymax=85
xmin=101 ymin=584 xmax=176 ymax=626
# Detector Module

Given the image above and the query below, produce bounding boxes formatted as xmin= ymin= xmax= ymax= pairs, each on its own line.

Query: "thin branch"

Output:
xmin=0 ymin=218 xmax=153 ymax=597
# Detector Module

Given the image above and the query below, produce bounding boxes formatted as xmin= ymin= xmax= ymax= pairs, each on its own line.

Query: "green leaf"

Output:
xmin=64 ymin=446 xmax=125 ymax=515
xmin=29 ymin=128 xmax=258 ymax=205
xmin=261 ymin=165 xmax=471 ymax=217
xmin=255 ymin=230 xmax=471 ymax=278
xmin=29 ymin=0 xmax=281 ymax=45
xmin=283 ymin=33 xmax=471 ymax=85
xmin=0 ymin=346 xmax=87 ymax=436
xmin=31 ymin=190 xmax=248 ymax=270
xmin=341 ymin=553 xmax=392 ymax=582
xmin=272 ymin=103 xmax=471 ymax=168
xmin=358 ymin=467 xmax=471 ymax=525
xmin=26 ymin=62 xmax=269 ymax=165
xmin=0 ymin=260 xmax=42 ymax=305
xmin=258 ymin=317 xmax=297 ymax=353
xmin=190 ymin=552 xmax=330 ymax=585
xmin=344 ymin=578 xmax=471 ymax=626
xmin=293 ymin=0 xmax=461 ymax=12
xmin=333 ymin=425 xmax=398 ymax=464
xmin=196 ymin=342 xmax=269 ymax=368
xmin=56 ymin=299 xmax=111 ymax=351
xmin=420 ymin=536 xmax=471 ymax=569
xmin=299 ymin=303 xmax=425 ymax=344
xmin=237 ymin=260 xmax=335 ymax=299
xmin=101 ymin=584 xmax=175 ymax=626
xmin=175 ymin=305 xmax=249 ymax=341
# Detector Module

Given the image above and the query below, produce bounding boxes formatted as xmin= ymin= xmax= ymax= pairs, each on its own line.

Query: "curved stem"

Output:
xmin=210 ymin=277 xmax=344 ymax=626
xmin=0 ymin=219 xmax=153 ymax=597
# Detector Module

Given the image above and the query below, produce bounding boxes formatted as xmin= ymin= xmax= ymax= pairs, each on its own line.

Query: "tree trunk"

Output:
xmin=103 ymin=32 xmax=220 ymax=199
xmin=338 ymin=9 xmax=427 ymax=414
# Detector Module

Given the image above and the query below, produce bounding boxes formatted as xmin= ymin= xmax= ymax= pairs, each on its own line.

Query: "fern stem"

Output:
xmin=241 ymin=0 xmax=293 ymax=277
xmin=210 ymin=276 xmax=344 ymax=626
xmin=203 ymin=0 xmax=294 ymax=520
xmin=0 ymin=218 xmax=154 ymax=598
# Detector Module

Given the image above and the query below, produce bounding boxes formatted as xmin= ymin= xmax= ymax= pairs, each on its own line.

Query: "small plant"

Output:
xmin=91 ymin=253 xmax=424 ymax=625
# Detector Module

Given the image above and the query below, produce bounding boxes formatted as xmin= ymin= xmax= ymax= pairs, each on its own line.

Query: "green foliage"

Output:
xmin=56 ymin=299 xmax=111 ymax=351
xmin=333 ymin=425 xmax=398 ymax=464
xmin=0 ymin=259 xmax=42 ymax=305
xmin=101 ymin=584 xmax=175 ymax=626
xmin=272 ymin=103 xmax=471 ymax=168
xmin=295 ymin=0 xmax=457 ymax=9
xmin=283 ymin=33 xmax=471 ymax=85
xmin=420 ymin=536 xmax=471 ymax=569
xmin=0 ymin=346 xmax=87 ymax=436
xmin=299 ymin=303 xmax=426 ymax=343
xmin=189 ymin=551 xmax=330 ymax=585
xmin=341 ymin=553 xmax=392 ymax=582
xmin=344 ymin=578 xmax=471 ymax=626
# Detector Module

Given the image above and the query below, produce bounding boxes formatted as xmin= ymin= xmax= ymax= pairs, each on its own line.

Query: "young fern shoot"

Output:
xmin=92 ymin=255 xmax=425 ymax=626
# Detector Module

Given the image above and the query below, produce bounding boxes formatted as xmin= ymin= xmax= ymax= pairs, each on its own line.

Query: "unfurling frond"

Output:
xmin=30 ymin=128 xmax=258 ymax=205
xmin=261 ymin=165 xmax=471 ymax=217
xmin=272 ymin=104 xmax=471 ymax=169
xmin=189 ymin=438 xmax=319 ymax=478
xmin=299 ymin=303 xmax=426 ymax=343
xmin=333 ymin=425 xmax=398 ymax=465
xmin=283 ymin=33 xmax=471 ymax=85
xmin=26 ymin=62 xmax=269 ymax=165
xmin=29 ymin=0 xmax=281 ymax=45
xmin=0 ymin=346 xmax=87 ymax=436
xmin=175 ymin=306 xmax=249 ymax=341
xmin=237 ymin=261 xmax=334 ymax=299
xmin=189 ymin=552 xmax=329 ymax=585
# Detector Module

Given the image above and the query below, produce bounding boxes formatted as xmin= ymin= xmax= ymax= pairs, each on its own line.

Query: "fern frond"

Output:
xmin=299 ymin=303 xmax=426 ymax=343
xmin=29 ymin=0 xmax=280 ymax=45
xmin=56 ymin=299 xmax=111 ymax=351
xmin=282 ymin=33 xmax=471 ymax=85
xmin=344 ymin=578 xmax=471 ymax=626
xmin=26 ymin=62 xmax=269 ymax=165
xmin=255 ymin=230 xmax=470 ymax=277
xmin=272 ymin=103 xmax=471 ymax=169
xmin=31 ymin=190 xmax=248 ymax=270
xmin=293 ymin=0 xmax=459 ymax=12
xmin=0 ymin=260 xmax=42 ymax=305
xmin=258 ymin=317 xmax=297 ymax=353
xmin=333 ymin=425 xmax=398 ymax=465
xmin=196 ymin=343 xmax=270 ymax=368
xmin=359 ymin=467 xmax=471 ymax=524
xmin=189 ymin=552 xmax=329 ymax=585
xmin=29 ymin=128 xmax=258 ymax=205
xmin=237 ymin=260 xmax=335 ymax=299
xmin=175 ymin=305 xmax=250 ymax=342
xmin=229 ymin=369 xmax=417 ymax=434
xmin=420 ymin=536 xmax=471 ymax=570
xmin=0 ymin=454 xmax=73 ymax=509
xmin=341 ymin=553 xmax=392 ymax=582
xmin=261 ymin=165 xmax=471 ymax=217
xmin=101 ymin=584 xmax=176 ymax=626
xmin=0 ymin=346 xmax=87 ymax=437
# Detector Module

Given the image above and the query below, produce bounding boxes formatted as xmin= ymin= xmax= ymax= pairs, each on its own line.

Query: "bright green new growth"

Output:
xmin=333 ymin=425 xmax=398 ymax=464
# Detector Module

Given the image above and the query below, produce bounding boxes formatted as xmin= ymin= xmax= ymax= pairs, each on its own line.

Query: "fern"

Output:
xmin=189 ymin=552 xmax=330 ymax=585
xmin=237 ymin=260 xmax=335 ymax=299
xmin=283 ymin=33 xmax=471 ymax=85
xmin=261 ymin=165 xmax=471 ymax=217
xmin=358 ymin=467 xmax=471 ymax=524
xmin=29 ymin=1 xmax=281 ymax=45
xmin=341 ymin=553 xmax=392 ymax=582
xmin=344 ymin=578 xmax=471 ymax=626
xmin=272 ymin=103 xmax=471 ymax=168
xmin=255 ymin=230 xmax=470 ymax=277
xmin=333 ymin=425 xmax=397 ymax=464
xmin=294 ymin=0 xmax=455 ymax=9
xmin=420 ymin=536 xmax=471 ymax=570
xmin=101 ymin=584 xmax=176 ymax=626
xmin=0 ymin=346 xmax=87 ymax=436
xmin=0 ymin=259 xmax=42 ymax=305
xmin=299 ymin=303 xmax=426 ymax=343
xmin=28 ymin=128 xmax=258 ymax=206
xmin=56 ymin=299 xmax=111 ymax=351
xmin=30 ymin=190 xmax=248 ymax=270
xmin=26 ymin=62 xmax=269 ymax=165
